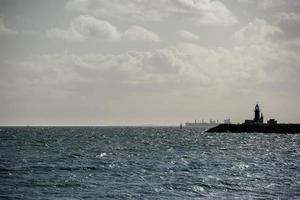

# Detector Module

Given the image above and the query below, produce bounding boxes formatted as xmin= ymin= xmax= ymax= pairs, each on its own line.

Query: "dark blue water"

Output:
xmin=0 ymin=127 xmax=299 ymax=199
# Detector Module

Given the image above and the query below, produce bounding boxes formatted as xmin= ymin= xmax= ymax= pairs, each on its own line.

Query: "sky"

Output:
xmin=0 ymin=0 xmax=300 ymax=126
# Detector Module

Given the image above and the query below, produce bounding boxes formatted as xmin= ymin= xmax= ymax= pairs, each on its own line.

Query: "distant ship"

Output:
xmin=185 ymin=119 xmax=230 ymax=128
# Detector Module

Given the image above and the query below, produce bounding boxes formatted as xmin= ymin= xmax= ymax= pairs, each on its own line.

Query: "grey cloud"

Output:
xmin=234 ymin=18 xmax=282 ymax=44
xmin=47 ymin=15 xmax=121 ymax=41
xmin=277 ymin=12 xmax=300 ymax=22
xmin=66 ymin=0 xmax=238 ymax=26
xmin=233 ymin=13 xmax=300 ymax=48
xmin=66 ymin=0 xmax=90 ymax=13
xmin=176 ymin=30 xmax=199 ymax=40
xmin=143 ymin=49 xmax=183 ymax=74
xmin=275 ymin=12 xmax=300 ymax=41
xmin=3 ymin=41 xmax=299 ymax=98
xmin=235 ymin=0 xmax=285 ymax=8
xmin=235 ymin=0 xmax=300 ymax=9
xmin=259 ymin=0 xmax=285 ymax=9
xmin=123 ymin=26 xmax=160 ymax=42
xmin=0 ymin=15 xmax=17 ymax=35
xmin=236 ymin=0 xmax=251 ymax=3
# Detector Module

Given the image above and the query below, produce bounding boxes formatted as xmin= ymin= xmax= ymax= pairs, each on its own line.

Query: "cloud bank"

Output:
xmin=66 ymin=0 xmax=238 ymax=25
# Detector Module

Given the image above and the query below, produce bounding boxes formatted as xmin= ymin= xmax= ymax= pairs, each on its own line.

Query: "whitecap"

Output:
xmin=96 ymin=153 xmax=107 ymax=158
xmin=193 ymin=185 xmax=205 ymax=192
xmin=265 ymin=183 xmax=275 ymax=188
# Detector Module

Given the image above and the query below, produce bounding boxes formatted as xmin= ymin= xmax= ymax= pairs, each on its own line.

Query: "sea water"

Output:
xmin=0 ymin=127 xmax=299 ymax=199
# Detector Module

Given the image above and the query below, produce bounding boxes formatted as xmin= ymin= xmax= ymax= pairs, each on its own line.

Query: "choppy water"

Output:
xmin=0 ymin=127 xmax=299 ymax=199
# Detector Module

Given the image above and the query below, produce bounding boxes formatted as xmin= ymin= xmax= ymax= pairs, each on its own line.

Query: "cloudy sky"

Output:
xmin=0 ymin=0 xmax=300 ymax=125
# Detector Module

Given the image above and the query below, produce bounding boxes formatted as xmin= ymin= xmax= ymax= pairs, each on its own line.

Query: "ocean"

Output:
xmin=0 ymin=127 xmax=299 ymax=199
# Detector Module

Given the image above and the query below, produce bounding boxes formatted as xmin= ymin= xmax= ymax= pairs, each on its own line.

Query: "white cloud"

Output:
xmin=48 ymin=15 xmax=160 ymax=42
xmin=176 ymin=30 xmax=199 ymax=40
xmin=123 ymin=26 xmax=160 ymax=42
xmin=234 ymin=19 xmax=282 ymax=44
xmin=66 ymin=0 xmax=238 ymax=26
xmin=0 ymin=16 xmax=18 ymax=35
xmin=47 ymin=15 xmax=121 ymax=41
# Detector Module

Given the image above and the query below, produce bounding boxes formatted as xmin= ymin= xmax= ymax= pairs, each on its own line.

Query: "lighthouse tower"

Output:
xmin=254 ymin=104 xmax=260 ymax=123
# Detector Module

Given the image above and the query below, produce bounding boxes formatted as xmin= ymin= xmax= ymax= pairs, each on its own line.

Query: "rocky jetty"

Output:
xmin=206 ymin=123 xmax=300 ymax=134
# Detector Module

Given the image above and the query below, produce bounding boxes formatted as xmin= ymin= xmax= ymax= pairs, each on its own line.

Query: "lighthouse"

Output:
xmin=254 ymin=104 xmax=260 ymax=122
xmin=253 ymin=104 xmax=263 ymax=123
xmin=244 ymin=104 xmax=265 ymax=124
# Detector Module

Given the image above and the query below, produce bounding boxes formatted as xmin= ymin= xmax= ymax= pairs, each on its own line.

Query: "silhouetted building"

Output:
xmin=185 ymin=119 xmax=220 ymax=127
xmin=224 ymin=118 xmax=231 ymax=124
xmin=267 ymin=119 xmax=277 ymax=125
xmin=244 ymin=120 xmax=254 ymax=124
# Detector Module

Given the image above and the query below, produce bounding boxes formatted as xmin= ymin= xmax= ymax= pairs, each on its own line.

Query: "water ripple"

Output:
xmin=0 ymin=127 xmax=299 ymax=199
